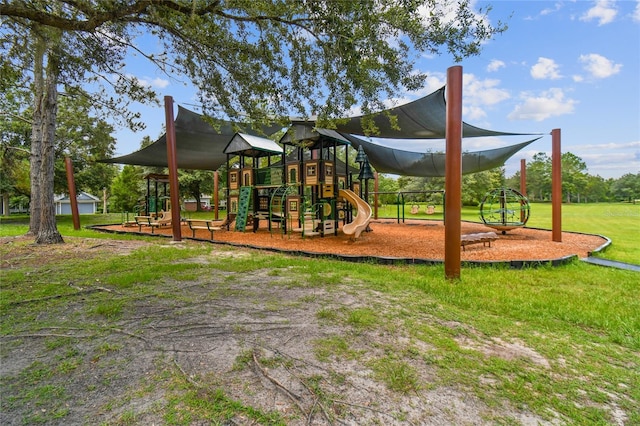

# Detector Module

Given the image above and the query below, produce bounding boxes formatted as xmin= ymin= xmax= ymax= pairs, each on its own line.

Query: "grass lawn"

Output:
xmin=0 ymin=203 xmax=638 ymax=424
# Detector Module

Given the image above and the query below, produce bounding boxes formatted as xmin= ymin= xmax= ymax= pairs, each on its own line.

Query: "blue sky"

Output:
xmin=114 ymin=0 xmax=640 ymax=179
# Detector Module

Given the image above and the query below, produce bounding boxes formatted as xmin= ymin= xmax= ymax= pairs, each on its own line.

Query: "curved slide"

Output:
xmin=339 ymin=189 xmax=372 ymax=239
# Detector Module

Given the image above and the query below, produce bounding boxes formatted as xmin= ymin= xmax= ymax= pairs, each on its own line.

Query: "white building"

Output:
xmin=54 ymin=191 xmax=100 ymax=215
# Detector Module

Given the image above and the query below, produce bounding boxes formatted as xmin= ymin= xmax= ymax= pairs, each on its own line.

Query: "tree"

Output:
xmin=583 ymin=175 xmax=611 ymax=203
xmin=52 ymin=95 xmax=119 ymax=196
xmin=525 ymin=153 xmax=552 ymax=201
xmin=611 ymin=173 xmax=640 ymax=202
xmin=179 ymin=170 xmax=214 ymax=212
xmin=110 ymin=165 xmax=143 ymax=213
xmin=1 ymin=0 xmax=506 ymax=244
xmin=0 ymin=68 xmax=31 ymax=215
xmin=375 ymin=173 xmax=400 ymax=205
xmin=461 ymin=168 xmax=504 ymax=206
xmin=1 ymin=63 xmax=119 ymax=217
xmin=561 ymin=152 xmax=588 ymax=203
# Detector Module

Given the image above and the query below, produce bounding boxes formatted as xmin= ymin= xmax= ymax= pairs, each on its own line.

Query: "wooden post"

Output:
xmin=165 ymin=96 xmax=182 ymax=242
xmin=520 ymin=159 xmax=527 ymax=223
xmin=445 ymin=66 xmax=463 ymax=280
xmin=103 ymin=187 xmax=107 ymax=214
xmin=552 ymin=129 xmax=562 ymax=242
xmin=64 ymin=156 xmax=81 ymax=230
xmin=520 ymin=159 xmax=527 ymax=197
xmin=213 ymin=170 xmax=219 ymax=220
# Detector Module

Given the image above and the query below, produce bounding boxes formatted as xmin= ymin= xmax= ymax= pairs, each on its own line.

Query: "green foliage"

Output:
xmin=506 ymin=152 xmax=618 ymax=203
xmin=110 ymin=165 xmax=144 ymax=212
xmin=611 ymin=172 xmax=640 ymax=202
xmin=1 ymin=0 xmax=506 ymax=241
xmin=178 ymin=170 xmax=214 ymax=211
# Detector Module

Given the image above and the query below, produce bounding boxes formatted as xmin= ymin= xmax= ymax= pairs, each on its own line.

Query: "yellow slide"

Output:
xmin=339 ymin=189 xmax=372 ymax=239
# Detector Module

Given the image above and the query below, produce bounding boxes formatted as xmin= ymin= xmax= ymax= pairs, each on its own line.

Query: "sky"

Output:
xmin=113 ymin=0 xmax=640 ymax=180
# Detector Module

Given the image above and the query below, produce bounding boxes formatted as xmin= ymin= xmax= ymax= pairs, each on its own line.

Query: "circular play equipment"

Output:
xmin=479 ymin=188 xmax=530 ymax=234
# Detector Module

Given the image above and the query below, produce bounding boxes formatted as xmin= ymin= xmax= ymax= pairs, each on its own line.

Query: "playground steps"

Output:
xmin=291 ymin=212 xmax=321 ymax=236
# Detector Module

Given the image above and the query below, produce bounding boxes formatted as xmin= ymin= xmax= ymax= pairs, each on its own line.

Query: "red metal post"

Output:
xmin=165 ymin=96 xmax=182 ymax=242
xmin=551 ymin=129 xmax=562 ymax=242
xmin=64 ymin=156 xmax=81 ymax=230
xmin=213 ymin=170 xmax=219 ymax=220
xmin=520 ymin=159 xmax=527 ymax=222
xmin=520 ymin=159 xmax=527 ymax=197
xmin=445 ymin=66 xmax=463 ymax=280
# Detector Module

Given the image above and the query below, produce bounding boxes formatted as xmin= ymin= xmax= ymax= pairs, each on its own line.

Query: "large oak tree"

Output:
xmin=1 ymin=0 xmax=505 ymax=243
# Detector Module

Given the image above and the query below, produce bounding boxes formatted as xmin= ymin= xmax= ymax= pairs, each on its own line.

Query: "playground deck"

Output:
xmin=97 ymin=219 xmax=608 ymax=265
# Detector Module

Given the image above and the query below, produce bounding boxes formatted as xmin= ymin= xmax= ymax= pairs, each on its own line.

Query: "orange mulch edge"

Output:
xmin=97 ymin=219 xmax=609 ymax=266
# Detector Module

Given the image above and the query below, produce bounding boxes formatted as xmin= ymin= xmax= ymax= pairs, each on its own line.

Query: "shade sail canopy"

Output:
xmin=333 ymin=87 xmax=529 ymax=139
xmin=224 ymin=133 xmax=283 ymax=157
xmin=102 ymin=106 xmax=282 ymax=170
xmin=279 ymin=124 xmax=352 ymax=148
xmin=102 ymin=86 xmax=539 ymax=176
xmin=344 ymin=135 xmax=542 ymax=177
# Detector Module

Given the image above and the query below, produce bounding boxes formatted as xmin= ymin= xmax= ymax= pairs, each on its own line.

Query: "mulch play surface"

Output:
xmin=97 ymin=219 xmax=608 ymax=265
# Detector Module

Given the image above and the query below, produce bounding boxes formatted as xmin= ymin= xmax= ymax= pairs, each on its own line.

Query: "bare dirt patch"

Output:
xmin=0 ymin=235 xmax=598 ymax=425
xmin=1 ymin=235 xmax=151 ymax=270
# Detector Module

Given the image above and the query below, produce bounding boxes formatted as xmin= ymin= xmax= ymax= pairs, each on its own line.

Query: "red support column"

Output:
xmin=165 ymin=96 xmax=182 ymax=242
xmin=520 ymin=159 xmax=527 ymax=223
xmin=520 ymin=159 xmax=527 ymax=197
xmin=213 ymin=171 xmax=219 ymax=221
xmin=64 ymin=156 xmax=81 ymax=230
xmin=445 ymin=66 xmax=463 ymax=280
xmin=551 ymin=129 xmax=562 ymax=242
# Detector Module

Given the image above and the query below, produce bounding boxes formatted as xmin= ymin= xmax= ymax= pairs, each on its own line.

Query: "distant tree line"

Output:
xmin=374 ymin=153 xmax=639 ymax=206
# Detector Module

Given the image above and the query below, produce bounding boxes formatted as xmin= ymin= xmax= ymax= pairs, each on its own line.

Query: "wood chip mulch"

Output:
xmin=98 ymin=219 xmax=609 ymax=264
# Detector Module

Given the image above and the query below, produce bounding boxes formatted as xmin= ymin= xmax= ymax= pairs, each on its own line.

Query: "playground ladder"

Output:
xmin=235 ymin=186 xmax=252 ymax=231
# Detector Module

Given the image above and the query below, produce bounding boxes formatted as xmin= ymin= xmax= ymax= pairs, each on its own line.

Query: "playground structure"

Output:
xmin=223 ymin=128 xmax=372 ymax=239
xmin=479 ymin=188 xmax=530 ymax=234
xmin=100 ymin=72 xmax=562 ymax=279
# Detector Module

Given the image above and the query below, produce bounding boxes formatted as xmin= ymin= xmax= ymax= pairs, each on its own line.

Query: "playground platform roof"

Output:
xmin=224 ymin=133 xmax=282 ymax=157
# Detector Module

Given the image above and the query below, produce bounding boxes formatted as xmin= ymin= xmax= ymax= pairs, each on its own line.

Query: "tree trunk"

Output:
xmin=2 ymin=193 xmax=9 ymax=216
xmin=30 ymin=29 xmax=64 ymax=244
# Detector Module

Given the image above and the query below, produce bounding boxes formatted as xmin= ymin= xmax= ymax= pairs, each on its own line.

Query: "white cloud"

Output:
xmin=151 ymin=77 xmax=170 ymax=89
xmin=131 ymin=75 xmax=170 ymax=89
xmin=579 ymin=53 xmax=622 ymax=79
xmin=487 ymin=59 xmax=505 ymax=72
xmin=580 ymin=0 xmax=618 ymax=25
xmin=579 ymin=141 xmax=640 ymax=150
xmin=530 ymin=57 xmax=562 ymax=80
xmin=464 ymin=75 xmax=510 ymax=107
xmin=508 ymin=88 xmax=577 ymax=121
xmin=634 ymin=0 xmax=640 ymax=22
xmin=540 ymin=2 xmax=563 ymax=16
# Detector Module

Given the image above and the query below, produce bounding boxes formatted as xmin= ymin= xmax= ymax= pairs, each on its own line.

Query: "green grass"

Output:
xmin=1 ymin=205 xmax=638 ymax=424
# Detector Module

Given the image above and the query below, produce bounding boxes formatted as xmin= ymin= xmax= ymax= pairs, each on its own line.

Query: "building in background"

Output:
xmin=54 ymin=191 xmax=100 ymax=215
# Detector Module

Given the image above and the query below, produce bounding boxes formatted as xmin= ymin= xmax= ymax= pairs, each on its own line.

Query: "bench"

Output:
xmin=460 ymin=232 xmax=498 ymax=251
xmin=135 ymin=214 xmax=171 ymax=233
xmin=186 ymin=219 xmax=222 ymax=239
